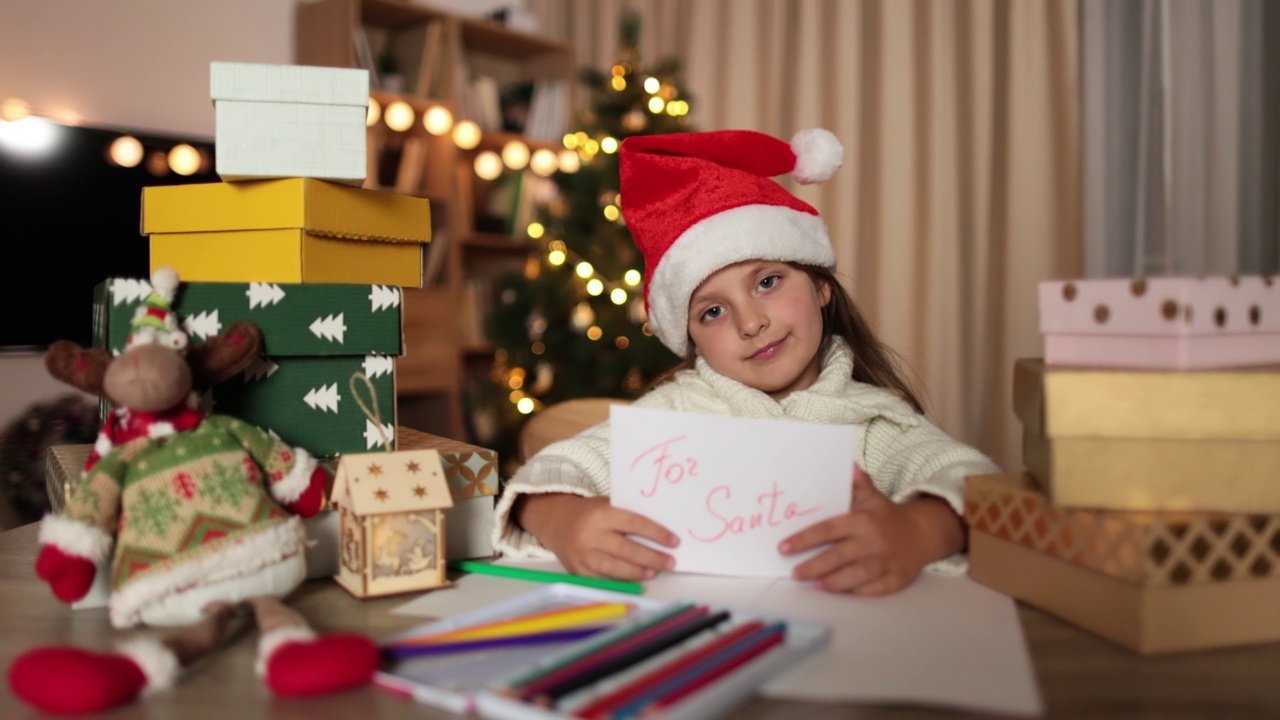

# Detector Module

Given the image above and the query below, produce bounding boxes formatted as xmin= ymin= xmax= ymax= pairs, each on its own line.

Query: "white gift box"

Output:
xmin=211 ymin=62 xmax=369 ymax=184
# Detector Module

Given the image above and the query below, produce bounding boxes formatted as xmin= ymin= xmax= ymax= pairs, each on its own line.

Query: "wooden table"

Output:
xmin=3 ymin=522 xmax=1279 ymax=719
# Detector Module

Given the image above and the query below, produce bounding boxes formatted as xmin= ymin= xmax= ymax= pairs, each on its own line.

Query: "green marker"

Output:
xmin=447 ymin=560 xmax=644 ymax=596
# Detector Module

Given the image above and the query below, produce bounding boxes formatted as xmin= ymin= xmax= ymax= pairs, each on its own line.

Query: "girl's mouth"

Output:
xmin=750 ymin=339 xmax=784 ymax=361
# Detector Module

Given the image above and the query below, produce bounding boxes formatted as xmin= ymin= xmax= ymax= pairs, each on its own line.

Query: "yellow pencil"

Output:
xmin=390 ymin=602 xmax=633 ymax=647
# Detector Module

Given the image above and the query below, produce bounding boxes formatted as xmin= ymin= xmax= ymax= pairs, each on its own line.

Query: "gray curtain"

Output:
xmin=1082 ymin=0 xmax=1280 ymax=277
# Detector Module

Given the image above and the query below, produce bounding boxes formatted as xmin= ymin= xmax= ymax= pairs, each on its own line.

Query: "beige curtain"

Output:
xmin=527 ymin=0 xmax=1082 ymax=471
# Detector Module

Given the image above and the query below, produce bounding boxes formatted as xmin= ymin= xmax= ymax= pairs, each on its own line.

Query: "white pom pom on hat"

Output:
xmin=618 ymin=128 xmax=845 ymax=356
xmin=790 ymin=128 xmax=844 ymax=184
xmin=150 ymin=267 xmax=180 ymax=299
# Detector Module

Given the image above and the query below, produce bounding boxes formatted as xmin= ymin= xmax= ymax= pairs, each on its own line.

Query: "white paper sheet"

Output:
xmin=609 ymin=405 xmax=857 ymax=577
xmin=753 ymin=574 xmax=1043 ymax=715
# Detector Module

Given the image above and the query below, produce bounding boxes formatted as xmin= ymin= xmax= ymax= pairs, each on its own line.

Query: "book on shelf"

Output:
xmin=394 ymin=135 xmax=428 ymax=195
xmin=460 ymin=278 xmax=492 ymax=346
xmin=415 ymin=20 xmax=446 ymax=98
xmin=422 ymin=228 xmax=450 ymax=288
xmin=472 ymin=75 xmax=502 ymax=131
xmin=352 ymin=26 xmax=379 ymax=89
xmin=523 ymin=80 xmax=568 ymax=142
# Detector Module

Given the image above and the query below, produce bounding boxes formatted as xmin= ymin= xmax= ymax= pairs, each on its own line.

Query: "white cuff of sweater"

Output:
xmin=492 ymin=460 xmax=600 ymax=559
xmin=889 ymin=462 xmax=995 ymax=577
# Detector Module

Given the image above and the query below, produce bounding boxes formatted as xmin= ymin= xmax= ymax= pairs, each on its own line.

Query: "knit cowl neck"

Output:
xmin=684 ymin=337 xmax=921 ymax=429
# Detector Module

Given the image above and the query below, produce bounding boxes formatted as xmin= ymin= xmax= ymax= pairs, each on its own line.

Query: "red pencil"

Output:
xmin=512 ymin=605 xmax=710 ymax=700
xmin=570 ymin=620 xmax=767 ymax=718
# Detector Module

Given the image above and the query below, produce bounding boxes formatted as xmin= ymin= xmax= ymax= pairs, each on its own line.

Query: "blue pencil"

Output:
xmin=381 ymin=626 xmax=609 ymax=660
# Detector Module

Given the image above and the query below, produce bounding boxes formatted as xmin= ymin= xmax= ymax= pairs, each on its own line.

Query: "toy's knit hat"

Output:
xmin=618 ymin=128 xmax=844 ymax=356
xmin=127 ymin=267 xmax=188 ymax=351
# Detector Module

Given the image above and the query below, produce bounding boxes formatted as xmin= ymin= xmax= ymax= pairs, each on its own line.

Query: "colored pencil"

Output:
xmin=627 ymin=623 xmax=787 ymax=715
xmin=568 ymin=620 xmax=767 ymax=718
xmin=528 ymin=609 xmax=733 ymax=704
xmin=387 ymin=602 xmax=632 ymax=647
xmin=381 ymin=626 xmax=610 ymax=660
xmin=509 ymin=605 xmax=708 ymax=698
xmin=505 ymin=602 xmax=699 ymax=690
xmin=448 ymin=560 xmax=644 ymax=595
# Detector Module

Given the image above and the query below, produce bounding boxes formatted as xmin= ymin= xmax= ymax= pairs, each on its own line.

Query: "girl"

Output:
xmin=493 ymin=129 xmax=1000 ymax=596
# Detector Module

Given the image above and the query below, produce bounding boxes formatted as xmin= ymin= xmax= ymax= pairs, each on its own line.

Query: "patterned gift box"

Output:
xmin=94 ymin=277 xmax=402 ymax=459
xmin=966 ymin=472 xmax=1280 ymax=654
xmin=211 ymin=62 xmax=368 ymax=185
xmin=1039 ymin=276 xmax=1280 ymax=369
xmin=143 ymin=178 xmax=432 ymax=288
xmin=397 ymin=426 xmax=499 ymax=559
xmin=1012 ymin=357 xmax=1280 ymax=513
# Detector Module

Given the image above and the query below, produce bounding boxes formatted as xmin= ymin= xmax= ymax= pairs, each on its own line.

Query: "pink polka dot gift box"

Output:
xmin=1038 ymin=276 xmax=1280 ymax=370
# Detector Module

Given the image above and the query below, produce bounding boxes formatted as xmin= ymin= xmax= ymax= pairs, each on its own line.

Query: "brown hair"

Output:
xmin=650 ymin=264 xmax=926 ymax=414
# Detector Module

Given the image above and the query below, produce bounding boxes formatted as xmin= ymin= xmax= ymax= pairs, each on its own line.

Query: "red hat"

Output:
xmin=619 ymin=128 xmax=844 ymax=356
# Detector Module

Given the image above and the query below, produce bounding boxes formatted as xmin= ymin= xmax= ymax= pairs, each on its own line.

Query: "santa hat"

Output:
xmin=126 ymin=267 xmax=188 ymax=351
xmin=619 ymin=128 xmax=844 ymax=356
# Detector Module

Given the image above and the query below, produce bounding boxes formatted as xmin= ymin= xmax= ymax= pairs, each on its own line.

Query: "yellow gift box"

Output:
xmin=143 ymin=178 xmax=432 ymax=287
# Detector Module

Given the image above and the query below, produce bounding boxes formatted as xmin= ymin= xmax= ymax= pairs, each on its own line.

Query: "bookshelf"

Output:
xmin=296 ymin=0 xmax=574 ymax=444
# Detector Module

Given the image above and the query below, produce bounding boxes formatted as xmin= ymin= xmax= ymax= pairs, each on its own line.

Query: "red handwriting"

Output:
xmin=630 ymin=436 xmax=698 ymax=497
xmin=686 ymin=483 xmax=821 ymax=543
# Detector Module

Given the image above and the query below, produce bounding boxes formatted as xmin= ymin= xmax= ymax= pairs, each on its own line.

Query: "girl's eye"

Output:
xmin=759 ymin=274 xmax=780 ymax=290
xmin=700 ymin=306 xmax=724 ymax=322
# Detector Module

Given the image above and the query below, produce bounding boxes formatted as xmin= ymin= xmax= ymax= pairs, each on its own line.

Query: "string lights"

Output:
xmin=0 ymin=97 xmax=215 ymax=176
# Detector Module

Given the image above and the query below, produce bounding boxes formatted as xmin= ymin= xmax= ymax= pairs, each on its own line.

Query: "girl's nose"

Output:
xmin=737 ymin=305 xmax=768 ymax=337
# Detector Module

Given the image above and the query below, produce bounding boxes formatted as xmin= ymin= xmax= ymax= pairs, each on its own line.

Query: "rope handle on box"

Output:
xmin=349 ymin=372 xmax=391 ymax=451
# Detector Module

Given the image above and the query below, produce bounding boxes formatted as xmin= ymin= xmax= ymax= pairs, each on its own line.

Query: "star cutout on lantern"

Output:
xmin=368 ymin=463 xmax=384 ymax=476
xmin=413 ymin=485 xmax=427 ymax=498
xmin=407 ymin=461 xmax=421 ymax=474
xmin=375 ymin=489 xmax=389 ymax=502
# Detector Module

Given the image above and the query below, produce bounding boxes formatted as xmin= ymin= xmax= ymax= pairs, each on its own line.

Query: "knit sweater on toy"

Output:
xmin=41 ymin=415 xmax=317 ymax=628
xmin=493 ymin=338 xmax=1000 ymax=573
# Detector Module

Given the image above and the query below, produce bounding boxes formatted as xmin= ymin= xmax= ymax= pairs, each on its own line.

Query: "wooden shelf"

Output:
xmin=298 ymin=0 xmax=574 ymax=448
xmin=465 ymin=233 xmax=531 ymax=252
xmin=359 ymin=0 xmax=449 ymax=28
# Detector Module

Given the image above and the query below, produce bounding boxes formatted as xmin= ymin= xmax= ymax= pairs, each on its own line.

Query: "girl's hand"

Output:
xmin=778 ymin=466 xmax=965 ymax=596
xmin=515 ymin=494 xmax=679 ymax=581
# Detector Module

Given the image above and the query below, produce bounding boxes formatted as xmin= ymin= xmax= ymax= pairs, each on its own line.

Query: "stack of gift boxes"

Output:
xmin=966 ymin=276 xmax=1280 ymax=654
xmin=48 ymin=63 xmax=498 ymax=593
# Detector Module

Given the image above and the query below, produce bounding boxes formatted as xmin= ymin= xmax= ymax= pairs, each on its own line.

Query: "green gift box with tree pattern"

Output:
xmin=94 ymin=278 xmax=403 ymax=459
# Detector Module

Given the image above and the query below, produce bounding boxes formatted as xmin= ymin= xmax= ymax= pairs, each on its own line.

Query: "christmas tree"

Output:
xmin=477 ymin=10 xmax=693 ymax=470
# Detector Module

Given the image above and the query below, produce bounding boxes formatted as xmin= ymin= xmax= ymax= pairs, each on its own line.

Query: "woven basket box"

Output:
xmin=966 ymin=473 xmax=1280 ymax=654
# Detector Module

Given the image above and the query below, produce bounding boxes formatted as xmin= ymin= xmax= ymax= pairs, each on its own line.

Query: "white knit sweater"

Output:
xmin=493 ymin=338 xmax=1001 ymax=574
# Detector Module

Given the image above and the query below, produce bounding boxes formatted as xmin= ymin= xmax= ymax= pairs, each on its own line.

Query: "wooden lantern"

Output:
xmin=331 ymin=448 xmax=454 ymax=598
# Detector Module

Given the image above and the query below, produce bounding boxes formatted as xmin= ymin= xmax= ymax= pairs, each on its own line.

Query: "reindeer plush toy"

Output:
xmin=8 ymin=269 xmax=379 ymax=714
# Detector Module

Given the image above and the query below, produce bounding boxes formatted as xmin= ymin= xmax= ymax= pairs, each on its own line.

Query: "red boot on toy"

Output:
xmin=8 ymin=638 xmax=178 ymax=714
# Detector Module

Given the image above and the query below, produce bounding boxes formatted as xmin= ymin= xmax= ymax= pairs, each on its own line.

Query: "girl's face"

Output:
xmin=687 ymin=261 xmax=832 ymax=400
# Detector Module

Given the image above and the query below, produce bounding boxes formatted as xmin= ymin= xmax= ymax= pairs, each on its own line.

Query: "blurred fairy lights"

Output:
xmin=1 ymin=96 xmax=213 ymax=174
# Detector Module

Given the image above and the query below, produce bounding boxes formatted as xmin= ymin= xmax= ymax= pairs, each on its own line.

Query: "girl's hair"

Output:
xmin=649 ymin=264 xmax=926 ymax=415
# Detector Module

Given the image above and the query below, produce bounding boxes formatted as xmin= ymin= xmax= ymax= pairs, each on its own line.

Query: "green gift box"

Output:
xmin=93 ymin=278 xmax=403 ymax=458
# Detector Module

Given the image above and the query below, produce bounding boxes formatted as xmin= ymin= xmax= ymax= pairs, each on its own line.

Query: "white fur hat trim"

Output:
xmin=116 ymin=636 xmax=181 ymax=695
xmin=255 ymin=625 xmax=318 ymax=678
xmin=39 ymin=514 xmax=113 ymax=565
xmin=270 ymin=447 xmax=318 ymax=505
xmin=647 ymin=204 xmax=834 ymax=356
